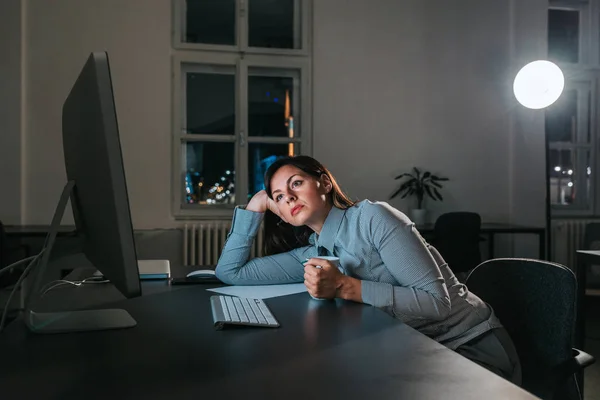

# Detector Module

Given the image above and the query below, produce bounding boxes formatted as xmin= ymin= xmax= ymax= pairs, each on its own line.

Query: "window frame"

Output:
xmin=546 ymin=0 xmax=600 ymax=216
xmin=172 ymin=0 xmax=311 ymax=57
xmin=171 ymin=0 xmax=312 ymax=219
xmin=547 ymin=67 xmax=599 ymax=216
xmin=171 ymin=51 xmax=311 ymax=219
xmin=548 ymin=1 xmax=595 ymax=66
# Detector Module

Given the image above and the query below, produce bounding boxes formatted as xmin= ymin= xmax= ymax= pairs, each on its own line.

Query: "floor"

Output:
xmin=585 ymin=296 xmax=600 ymax=400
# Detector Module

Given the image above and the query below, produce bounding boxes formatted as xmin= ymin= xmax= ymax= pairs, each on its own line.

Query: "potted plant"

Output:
xmin=389 ymin=167 xmax=449 ymax=225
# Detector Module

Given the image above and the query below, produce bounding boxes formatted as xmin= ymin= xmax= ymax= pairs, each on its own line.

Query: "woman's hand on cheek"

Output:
xmin=303 ymin=259 xmax=343 ymax=299
xmin=246 ymin=190 xmax=288 ymax=223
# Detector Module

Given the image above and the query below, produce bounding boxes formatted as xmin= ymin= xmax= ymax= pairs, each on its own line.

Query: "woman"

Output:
xmin=215 ymin=155 xmax=521 ymax=384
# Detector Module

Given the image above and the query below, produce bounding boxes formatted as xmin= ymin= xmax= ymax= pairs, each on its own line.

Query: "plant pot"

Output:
xmin=410 ymin=209 xmax=427 ymax=226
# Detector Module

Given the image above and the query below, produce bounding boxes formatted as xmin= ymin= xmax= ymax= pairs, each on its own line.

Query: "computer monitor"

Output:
xmin=23 ymin=52 xmax=141 ymax=333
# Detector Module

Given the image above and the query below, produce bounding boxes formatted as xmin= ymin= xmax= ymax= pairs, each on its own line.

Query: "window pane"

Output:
xmin=549 ymin=149 xmax=575 ymax=206
xmin=185 ymin=142 xmax=235 ymax=205
xmin=249 ymin=0 xmax=300 ymax=49
xmin=185 ymin=66 xmax=235 ymax=135
xmin=548 ymin=9 xmax=579 ymax=63
xmin=248 ymin=68 xmax=300 ymax=137
xmin=248 ymin=143 xmax=298 ymax=198
xmin=546 ymin=89 xmax=577 ymax=144
xmin=184 ymin=0 xmax=236 ymax=46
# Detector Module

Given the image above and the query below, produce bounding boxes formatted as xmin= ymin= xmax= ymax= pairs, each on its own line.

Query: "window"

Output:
xmin=547 ymin=1 xmax=592 ymax=65
xmin=548 ymin=8 xmax=580 ymax=63
xmin=172 ymin=0 xmax=311 ymax=218
xmin=546 ymin=1 xmax=600 ymax=216
xmin=546 ymin=80 xmax=595 ymax=213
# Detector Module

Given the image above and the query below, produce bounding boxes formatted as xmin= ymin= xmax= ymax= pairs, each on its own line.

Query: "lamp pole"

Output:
xmin=513 ymin=59 xmax=563 ymax=261
xmin=544 ymin=123 xmax=552 ymax=260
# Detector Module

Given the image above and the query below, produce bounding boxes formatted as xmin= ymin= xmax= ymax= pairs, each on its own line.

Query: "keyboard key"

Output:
xmin=221 ymin=297 xmax=231 ymax=321
xmin=233 ymin=298 xmax=250 ymax=323
xmin=245 ymin=299 xmax=259 ymax=323
xmin=225 ymin=296 xmax=238 ymax=321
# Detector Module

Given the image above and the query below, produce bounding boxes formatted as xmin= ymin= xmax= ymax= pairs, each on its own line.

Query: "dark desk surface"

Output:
xmin=0 ymin=280 xmax=537 ymax=399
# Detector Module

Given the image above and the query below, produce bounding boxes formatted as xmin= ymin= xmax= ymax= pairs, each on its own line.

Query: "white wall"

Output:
xmin=0 ymin=0 xmax=23 ymax=225
xmin=5 ymin=0 xmax=547 ymax=236
xmin=508 ymin=0 xmax=548 ymax=257
xmin=313 ymin=0 xmax=546 ymax=229
xmin=24 ymin=0 xmax=173 ymax=228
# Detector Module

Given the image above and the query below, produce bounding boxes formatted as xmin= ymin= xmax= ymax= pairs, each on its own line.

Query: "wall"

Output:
xmin=509 ymin=0 xmax=548 ymax=257
xmin=4 ymin=0 xmax=547 ymax=245
xmin=0 ymin=0 xmax=23 ymax=225
xmin=24 ymin=0 xmax=172 ymax=228
xmin=312 ymin=0 xmax=516 ymax=224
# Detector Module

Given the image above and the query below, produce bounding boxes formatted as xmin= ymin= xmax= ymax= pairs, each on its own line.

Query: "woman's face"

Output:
xmin=270 ymin=165 xmax=332 ymax=229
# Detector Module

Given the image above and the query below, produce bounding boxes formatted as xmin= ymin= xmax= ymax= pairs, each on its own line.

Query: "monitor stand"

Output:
xmin=23 ymin=180 xmax=137 ymax=334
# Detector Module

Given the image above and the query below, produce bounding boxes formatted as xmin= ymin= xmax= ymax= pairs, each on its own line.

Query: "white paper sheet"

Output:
xmin=206 ymin=283 xmax=307 ymax=299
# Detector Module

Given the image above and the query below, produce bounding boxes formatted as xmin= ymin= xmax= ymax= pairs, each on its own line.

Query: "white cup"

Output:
xmin=304 ymin=256 xmax=344 ymax=300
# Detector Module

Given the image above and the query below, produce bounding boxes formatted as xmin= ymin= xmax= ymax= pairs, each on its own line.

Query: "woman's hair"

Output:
xmin=262 ymin=155 xmax=355 ymax=255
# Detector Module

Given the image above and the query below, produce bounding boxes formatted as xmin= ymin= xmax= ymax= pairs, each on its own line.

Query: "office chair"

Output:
xmin=466 ymin=258 xmax=595 ymax=400
xmin=432 ymin=212 xmax=482 ymax=281
xmin=584 ymin=222 xmax=600 ymax=289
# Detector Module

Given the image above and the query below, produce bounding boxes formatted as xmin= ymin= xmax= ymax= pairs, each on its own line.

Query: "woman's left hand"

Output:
xmin=303 ymin=258 xmax=344 ymax=299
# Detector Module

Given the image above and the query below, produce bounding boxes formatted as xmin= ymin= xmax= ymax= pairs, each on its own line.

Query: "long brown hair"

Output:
xmin=263 ymin=155 xmax=355 ymax=255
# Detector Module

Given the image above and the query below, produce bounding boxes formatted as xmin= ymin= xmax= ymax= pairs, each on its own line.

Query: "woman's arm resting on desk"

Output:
xmin=215 ymin=207 xmax=313 ymax=285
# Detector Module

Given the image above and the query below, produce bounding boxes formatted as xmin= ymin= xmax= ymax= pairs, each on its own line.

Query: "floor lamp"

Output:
xmin=513 ymin=60 xmax=565 ymax=260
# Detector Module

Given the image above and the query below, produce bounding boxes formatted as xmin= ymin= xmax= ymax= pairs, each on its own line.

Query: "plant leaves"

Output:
xmin=424 ymin=185 xmax=436 ymax=201
xmin=413 ymin=167 xmax=421 ymax=180
xmin=389 ymin=188 xmax=403 ymax=199
xmin=392 ymin=168 xmax=447 ymax=203
xmin=394 ymin=173 xmax=414 ymax=180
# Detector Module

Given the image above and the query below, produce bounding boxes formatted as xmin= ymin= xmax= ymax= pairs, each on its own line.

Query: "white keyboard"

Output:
xmin=210 ymin=295 xmax=280 ymax=329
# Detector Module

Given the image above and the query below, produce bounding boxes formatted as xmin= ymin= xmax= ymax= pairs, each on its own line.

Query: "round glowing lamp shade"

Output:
xmin=513 ymin=60 xmax=565 ymax=109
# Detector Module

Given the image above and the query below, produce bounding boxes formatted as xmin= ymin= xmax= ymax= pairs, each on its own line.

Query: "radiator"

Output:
xmin=183 ymin=221 xmax=265 ymax=266
xmin=550 ymin=219 xmax=594 ymax=269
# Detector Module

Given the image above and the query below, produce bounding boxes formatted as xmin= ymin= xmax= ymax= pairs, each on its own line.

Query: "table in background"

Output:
xmin=4 ymin=225 xmax=76 ymax=237
xmin=0 ymin=273 xmax=537 ymax=399
xmin=416 ymin=223 xmax=546 ymax=260
xmin=4 ymin=225 xmax=77 ymax=261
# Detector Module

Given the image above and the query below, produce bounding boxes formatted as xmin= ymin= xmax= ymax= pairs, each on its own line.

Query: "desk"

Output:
xmin=4 ymin=224 xmax=76 ymax=237
xmin=0 ymin=279 xmax=536 ymax=399
xmin=416 ymin=223 xmax=546 ymax=260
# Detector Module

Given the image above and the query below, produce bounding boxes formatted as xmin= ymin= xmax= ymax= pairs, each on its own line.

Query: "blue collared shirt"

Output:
xmin=216 ymin=200 xmax=501 ymax=349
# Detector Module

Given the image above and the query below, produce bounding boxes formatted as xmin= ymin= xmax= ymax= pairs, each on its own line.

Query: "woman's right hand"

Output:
xmin=246 ymin=190 xmax=287 ymax=222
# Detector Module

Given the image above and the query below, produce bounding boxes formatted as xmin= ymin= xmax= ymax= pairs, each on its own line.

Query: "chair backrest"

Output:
xmin=584 ymin=222 xmax=600 ymax=251
xmin=466 ymin=258 xmax=576 ymax=398
xmin=433 ymin=212 xmax=482 ymax=274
